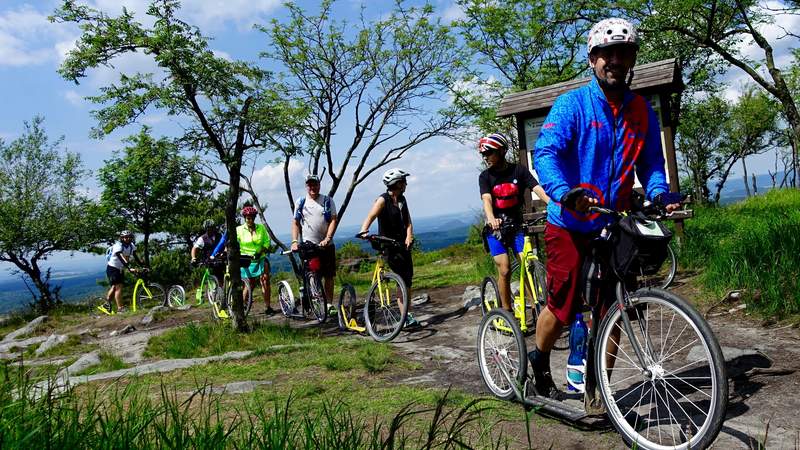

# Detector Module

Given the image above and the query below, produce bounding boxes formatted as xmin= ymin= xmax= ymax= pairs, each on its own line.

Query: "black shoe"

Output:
xmin=264 ymin=307 xmax=277 ymax=316
xmin=532 ymin=370 xmax=562 ymax=400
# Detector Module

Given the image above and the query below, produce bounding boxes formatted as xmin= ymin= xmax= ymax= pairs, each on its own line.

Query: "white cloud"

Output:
xmin=0 ymin=0 xmax=281 ymax=68
xmin=0 ymin=5 xmax=73 ymax=66
xmin=212 ymin=49 xmax=232 ymax=61
xmin=84 ymin=0 xmax=282 ymax=30
xmin=439 ymin=1 xmax=466 ymax=23
xmin=63 ymin=90 xmax=84 ymax=106
xmin=251 ymin=158 xmax=304 ymax=192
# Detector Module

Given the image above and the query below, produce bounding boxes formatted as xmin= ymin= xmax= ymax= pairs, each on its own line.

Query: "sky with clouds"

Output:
xmin=0 ymin=0 xmax=797 ymax=241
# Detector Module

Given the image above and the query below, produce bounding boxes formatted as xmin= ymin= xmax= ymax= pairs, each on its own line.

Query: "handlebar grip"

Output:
xmin=561 ymin=187 xmax=586 ymax=210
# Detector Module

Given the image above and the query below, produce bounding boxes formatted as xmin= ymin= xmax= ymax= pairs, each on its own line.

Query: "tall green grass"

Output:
xmin=0 ymin=364 xmax=508 ymax=449
xmin=681 ymin=189 xmax=800 ymax=316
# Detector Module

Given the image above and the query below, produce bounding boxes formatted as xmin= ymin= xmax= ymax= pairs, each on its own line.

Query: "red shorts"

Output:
xmin=544 ymin=222 xmax=591 ymax=325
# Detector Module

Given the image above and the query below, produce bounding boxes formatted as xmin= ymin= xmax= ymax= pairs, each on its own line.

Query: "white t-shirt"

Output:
xmin=294 ymin=195 xmax=336 ymax=244
xmin=108 ymin=242 xmax=135 ymax=270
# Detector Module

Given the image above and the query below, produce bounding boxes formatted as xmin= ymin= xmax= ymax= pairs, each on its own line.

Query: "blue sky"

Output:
xmin=0 ymin=0 xmax=475 ymax=235
xmin=1 ymin=0 xmax=798 ymax=282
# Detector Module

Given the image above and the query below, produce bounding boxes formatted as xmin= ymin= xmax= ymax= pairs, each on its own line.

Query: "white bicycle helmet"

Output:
xmin=382 ymin=168 xmax=410 ymax=187
xmin=587 ymin=18 xmax=639 ymax=55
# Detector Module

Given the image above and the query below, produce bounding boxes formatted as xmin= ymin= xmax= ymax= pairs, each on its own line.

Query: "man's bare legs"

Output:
xmin=493 ymin=253 xmax=513 ymax=311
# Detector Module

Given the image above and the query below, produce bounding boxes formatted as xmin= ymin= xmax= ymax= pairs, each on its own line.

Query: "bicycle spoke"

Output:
xmin=662 ymin=379 xmax=703 ymax=432
xmin=609 ymin=372 xmax=641 ymax=387
xmin=653 ymin=379 xmax=685 ymax=444
xmin=660 ymin=321 xmax=689 ymax=363
xmin=662 ymin=377 xmax=712 ymax=416
xmin=615 ymin=380 xmax=648 ymax=405
xmin=659 ymin=310 xmax=677 ymax=361
xmin=607 ymin=326 xmax=644 ymax=369
xmin=646 ymin=383 xmax=655 ymax=440
xmin=630 ymin=384 xmax=653 ymax=433
xmin=659 ymin=337 xmax=699 ymax=364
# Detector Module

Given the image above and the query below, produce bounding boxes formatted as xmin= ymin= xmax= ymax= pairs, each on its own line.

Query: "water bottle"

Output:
xmin=566 ymin=313 xmax=588 ymax=393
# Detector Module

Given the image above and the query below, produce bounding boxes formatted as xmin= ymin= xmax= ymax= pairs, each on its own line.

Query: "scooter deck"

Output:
xmin=518 ymin=393 xmax=588 ymax=422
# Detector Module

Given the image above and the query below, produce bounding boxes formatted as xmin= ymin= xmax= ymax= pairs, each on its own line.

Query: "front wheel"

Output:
xmin=167 ymin=285 xmax=186 ymax=307
xmin=134 ymin=282 xmax=165 ymax=311
xmin=477 ymin=308 xmax=527 ymax=400
xmin=595 ymin=288 xmax=727 ymax=450
xmin=364 ymin=272 xmax=408 ymax=342
xmin=338 ymin=283 xmax=357 ymax=331
xmin=277 ymin=280 xmax=295 ymax=317
xmin=225 ymin=277 xmax=251 ymax=318
xmin=480 ymin=276 xmax=500 ymax=316
xmin=305 ymin=272 xmax=327 ymax=324
xmin=203 ymin=274 xmax=220 ymax=305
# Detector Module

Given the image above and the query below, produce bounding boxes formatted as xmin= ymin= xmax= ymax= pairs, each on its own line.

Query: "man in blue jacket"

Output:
xmin=531 ymin=18 xmax=680 ymax=398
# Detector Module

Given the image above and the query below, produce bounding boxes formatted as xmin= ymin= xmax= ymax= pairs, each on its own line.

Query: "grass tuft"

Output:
xmin=0 ymin=363 xmax=509 ymax=449
xmin=681 ymin=189 xmax=800 ymax=317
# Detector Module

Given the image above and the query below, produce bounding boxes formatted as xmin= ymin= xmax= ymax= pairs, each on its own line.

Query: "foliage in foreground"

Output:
xmin=0 ymin=365 xmax=508 ymax=449
xmin=680 ymin=188 xmax=800 ymax=316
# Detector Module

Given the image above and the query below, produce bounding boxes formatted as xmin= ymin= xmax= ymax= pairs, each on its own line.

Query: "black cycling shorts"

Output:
xmin=106 ymin=266 xmax=124 ymax=285
xmin=386 ymin=247 xmax=413 ymax=289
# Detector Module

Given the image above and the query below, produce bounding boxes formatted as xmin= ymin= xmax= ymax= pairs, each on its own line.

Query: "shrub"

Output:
xmin=681 ymin=189 xmax=800 ymax=316
xmin=149 ymin=248 xmax=196 ymax=286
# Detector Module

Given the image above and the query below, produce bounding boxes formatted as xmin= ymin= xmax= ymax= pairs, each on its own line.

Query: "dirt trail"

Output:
xmin=380 ymin=283 xmax=800 ymax=449
xmin=4 ymin=277 xmax=798 ymax=448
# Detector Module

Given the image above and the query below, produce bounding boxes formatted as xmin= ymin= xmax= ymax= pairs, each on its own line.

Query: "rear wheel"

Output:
xmin=306 ymin=272 xmax=327 ymax=324
xmin=595 ymin=289 xmax=727 ymax=450
xmin=338 ymin=283 xmax=357 ymax=331
xmin=167 ymin=285 xmax=185 ymax=307
xmin=364 ymin=272 xmax=408 ymax=342
xmin=135 ymin=282 xmax=165 ymax=311
xmin=477 ymin=308 xmax=527 ymax=400
xmin=277 ymin=280 xmax=295 ymax=317
xmin=638 ymin=244 xmax=678 ymax=289
xmin=480 ymin=277 xmax=500 ymax=315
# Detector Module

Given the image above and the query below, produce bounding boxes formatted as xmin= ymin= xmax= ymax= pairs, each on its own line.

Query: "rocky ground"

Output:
xmin=2 ymin=273 xmax=798 ymax=449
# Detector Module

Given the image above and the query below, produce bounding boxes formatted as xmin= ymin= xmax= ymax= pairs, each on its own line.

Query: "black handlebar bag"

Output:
xmin=611 ymin=214 xmax=673 ymax=278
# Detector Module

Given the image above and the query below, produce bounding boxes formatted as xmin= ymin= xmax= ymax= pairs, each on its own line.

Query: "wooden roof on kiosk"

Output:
xmin=497 ymin=58 xmax=682 ymax=118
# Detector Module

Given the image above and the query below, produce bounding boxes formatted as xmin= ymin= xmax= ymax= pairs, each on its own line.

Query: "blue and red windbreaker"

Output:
xmin=533 ymin=78 xmax=669 ymax=233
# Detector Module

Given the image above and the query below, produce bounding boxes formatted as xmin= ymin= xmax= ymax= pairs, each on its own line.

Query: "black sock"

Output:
xmin=528 ymin=346 xmax=551 ymax=373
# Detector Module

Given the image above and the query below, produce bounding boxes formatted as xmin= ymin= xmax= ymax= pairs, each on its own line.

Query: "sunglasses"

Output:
xmin=480 ymin=149 xmax=497 ymax=158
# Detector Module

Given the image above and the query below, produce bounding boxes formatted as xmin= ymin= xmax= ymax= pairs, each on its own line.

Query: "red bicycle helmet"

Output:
xmin=241 ymin=205 xmax=258 ymax=217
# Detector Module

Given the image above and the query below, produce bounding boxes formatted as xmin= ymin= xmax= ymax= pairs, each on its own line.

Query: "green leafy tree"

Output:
xmin=0 ymin=117 xmax=105 ymax=312
xmin=262 ymin=1 xmax=469 ymax=219
xmin=453 ymin=0 xmax=594 ymax=144
xmin=621 ymin=0 xmax=800 ymax=186
xmin=676 ymin=94 xmax=731 ymax=203
xmin=677 ymin=87 xmax=780 ymax=204
xmin=713 ymin=86 xmax=780 ymax=202
xmin=52 ymin=0 xmax=298 ymax=331
xmin=98 ymin=127 xmax=196 ymax=265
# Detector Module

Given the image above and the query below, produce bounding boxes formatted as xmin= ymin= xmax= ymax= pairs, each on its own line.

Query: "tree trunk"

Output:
xmin=225 ymin=165 xmax=248 ymax=332
xmin=22 ymin=261 xmax=55 ymax=313
xmin=751 ymin=173 xmax=757 ymax=195
xmin=741 ymin=158 xmax=751 ymax=197
xmin=143 ymin=232 xmax=151 ymax=267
